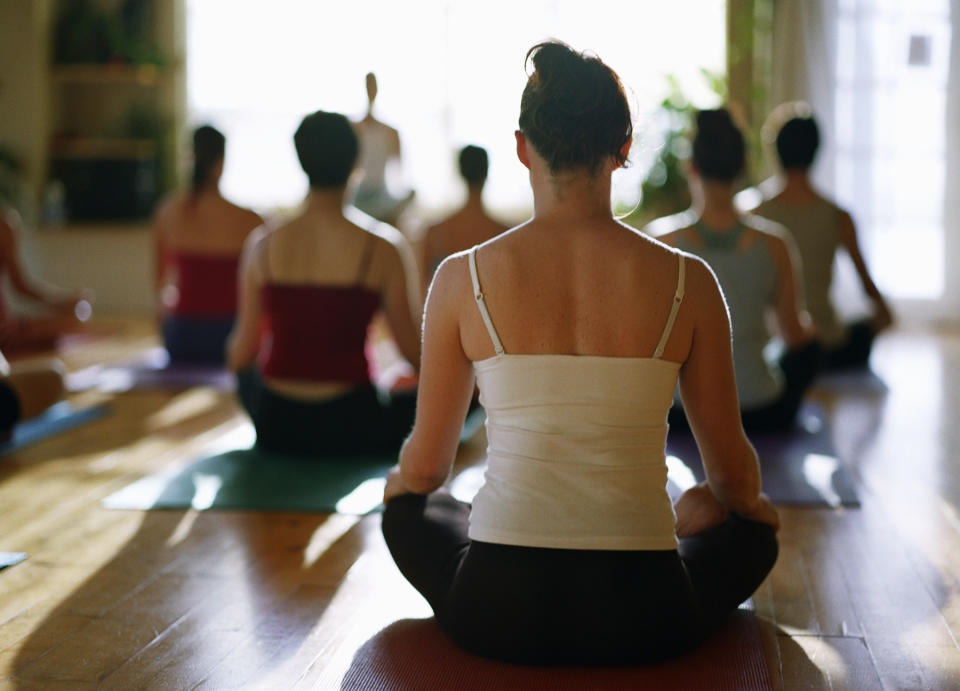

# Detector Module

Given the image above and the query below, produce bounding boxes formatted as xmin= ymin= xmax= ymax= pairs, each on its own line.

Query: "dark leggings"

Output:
xmin=822 ymin=319 xmax=876 ymax=370
xmin=162 ymin=315 xmax=235 ymax=366
xmin=236 ymin=368 xmax=416 ymax=456
xmin=670 ymin=340 xmax=822 ymax=433
xmin=382 ymin=491 xmax=778 ymax=665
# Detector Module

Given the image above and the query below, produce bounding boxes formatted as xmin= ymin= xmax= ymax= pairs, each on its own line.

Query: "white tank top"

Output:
xmin=466 ymin=246 xmax=686 ymax=551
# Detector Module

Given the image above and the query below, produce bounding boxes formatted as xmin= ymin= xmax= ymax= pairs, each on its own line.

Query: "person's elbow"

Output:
xmin=399 ymin=437 xmax=450 ymax=494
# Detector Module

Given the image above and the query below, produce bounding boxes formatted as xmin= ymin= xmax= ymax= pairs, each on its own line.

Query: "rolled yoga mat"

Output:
xmin=0 ymin=402 xmax=110 ymax=456
xmin=338 ymin=611 xmax=773 ymax=691
xmin=666 ymin=404 xmax=859 ymax=507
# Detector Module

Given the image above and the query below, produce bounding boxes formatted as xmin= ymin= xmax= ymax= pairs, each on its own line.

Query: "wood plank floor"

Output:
xmin=1 ymin=320 xmax=959 ymax=689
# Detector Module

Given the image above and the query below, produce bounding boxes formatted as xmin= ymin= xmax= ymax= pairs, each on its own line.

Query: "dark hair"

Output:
xmin=293 ymin=110 xmax=358 ymax=188
xmin=518 ymin=41 xmax=632 ymax=175
xmin=458 ymin=145 xmax=489 ymax=186
xmin=692 ymin=109 xmax=745 ymax=182
xmin=775 ymin=115 xmax=820 ymax=170
xmin=191 ymin=125 xmax=225 ymax=193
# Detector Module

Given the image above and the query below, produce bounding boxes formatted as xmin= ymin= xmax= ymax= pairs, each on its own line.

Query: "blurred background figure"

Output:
xmin=351 ymin=72 xmax=415 ymax=225
xmin=153 ymin=125 xmax=263 ymax=365
xmin=420 ymin=144 xmax=509 ymax=289
xmin=752 ymin=103 xmax=893 ymax=371
xmin=0 ymin=348 xmax=64 ymax=441
xmin=227 ymin=110 xmax=421 ymax=456
xmin=0 ymin=204 xmax=90 ymax=354
xmin=651 ymin=108 xmax=820 ymax=432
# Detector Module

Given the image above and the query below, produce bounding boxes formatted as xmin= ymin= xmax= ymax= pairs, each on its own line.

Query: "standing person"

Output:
xmin=226 ymin=110 xmax=421 ymax=456
xmin=153 ymin=125 xmax=263 ymax=365
xmin=651 ymin=109 xmax=820 ymax=432
xmin=0 ymin=206 xmax=90 ymax=352
xmin=421 ymin=145 xmax=509 ymax=287
xmin=351 ymin=72 xmax=414 ymax=224
xmin=753 ymin=104 xmax=893 ymax=369
xmin=381 ymin=42 xmax=779 ymax=665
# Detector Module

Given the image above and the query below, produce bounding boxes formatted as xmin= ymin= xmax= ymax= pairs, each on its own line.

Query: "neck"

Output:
xmin=782 ymin=169 xmax=813 ymax=191
xmin=304 ymin=187 xmax=348 ymax=214
xmin=530 ymin=168 xmax=612 ymax=224
xmin=464 ymin=186 xmax=485 ymax=210
xmin=696 ymin=180 xmax=739 ymax=228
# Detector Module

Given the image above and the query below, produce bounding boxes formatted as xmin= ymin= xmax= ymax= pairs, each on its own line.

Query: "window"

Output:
xmin=834 ymin=0 xmax=951 ymax=299
xmin=186 ymin=0 xmax=725 ymax=215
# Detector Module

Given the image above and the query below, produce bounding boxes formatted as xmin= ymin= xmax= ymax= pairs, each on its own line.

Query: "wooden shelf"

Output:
xmin=50 ymin=138 xmax=157 ymax=159
xmin=51 ymin=64 xmax=163 ymax=86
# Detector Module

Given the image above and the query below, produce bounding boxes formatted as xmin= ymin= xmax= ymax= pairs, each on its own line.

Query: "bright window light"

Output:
xmin=186 ymin=0 xmax=725 ymax=216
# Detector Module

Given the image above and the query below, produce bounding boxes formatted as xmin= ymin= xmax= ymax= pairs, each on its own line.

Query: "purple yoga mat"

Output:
xmin=666 ymin=405 xmax=859 ymax=507
xmin=66 ymin=347 xmax=235 ymax=393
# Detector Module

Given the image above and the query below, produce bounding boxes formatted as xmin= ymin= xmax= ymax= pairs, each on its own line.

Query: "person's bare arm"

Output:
xmin=765 ymin=230 xmax=814 ymax=347
xmin=837 ymin=210 xmax=893 ymax=330
xmin=381 ymin=234 xmax=423 ymax=370
xmin=678 ymin=257 xmax=777 ymax=527
xmin=384 ymin=255 xmax=475 ymax=499
xmin=0 ymin=215 xmax=76 ymax=311
xmin=225 ymin=227 xmax=268 ymax=372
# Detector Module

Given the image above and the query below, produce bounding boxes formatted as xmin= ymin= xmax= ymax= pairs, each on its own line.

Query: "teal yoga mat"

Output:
xmin=104 ymin=407 xmax=487 ymax=514
xmin=0 ymin=402 xmax=109 ymax=456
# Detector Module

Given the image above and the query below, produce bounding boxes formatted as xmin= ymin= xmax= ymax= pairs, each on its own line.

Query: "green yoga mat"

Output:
xmin=103 ymin=447 xmax=396 ymax=514
xmin=103 ymin=408 xmax=487 ymax=515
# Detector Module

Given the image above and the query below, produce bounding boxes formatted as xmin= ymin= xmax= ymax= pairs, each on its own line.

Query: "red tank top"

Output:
xmin=169 ymin=253 xmax=240 ymax=318
xmin=258 ymin=283 xmax=380 ymax=383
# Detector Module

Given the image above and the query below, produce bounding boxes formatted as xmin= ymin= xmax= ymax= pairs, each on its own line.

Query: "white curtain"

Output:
xmin=770 ymin=0 xmax=953 ymax=318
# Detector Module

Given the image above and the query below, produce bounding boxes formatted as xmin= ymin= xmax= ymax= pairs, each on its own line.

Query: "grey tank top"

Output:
xmin=673 ymin=220 xmax=783 ymax=408
xmin=753 ymin=197 xmax=844 ymax=346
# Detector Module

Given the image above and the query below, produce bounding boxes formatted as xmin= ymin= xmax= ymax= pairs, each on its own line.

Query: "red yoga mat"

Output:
xmin=340 ymin=611 xmax=773 ymax=690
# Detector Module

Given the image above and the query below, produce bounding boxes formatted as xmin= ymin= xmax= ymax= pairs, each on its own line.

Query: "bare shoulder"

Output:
xmin=429 ymin=251 xmax=472 ymax=301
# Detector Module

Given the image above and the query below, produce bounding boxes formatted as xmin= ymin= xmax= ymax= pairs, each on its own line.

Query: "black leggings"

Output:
xmin=822 ymin=319 xmax=876 ymax=371
xmin=382 ymin=491 xmax=777 ymax=665
xmin=670 ymin=340 xmax=822 ymax=433
xmin=236 ymin=368 xmax=416 ymax=456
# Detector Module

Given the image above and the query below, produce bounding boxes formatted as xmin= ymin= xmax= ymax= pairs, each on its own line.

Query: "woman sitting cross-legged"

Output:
xmin=381 ymin=41 xmax=779 ymax=665
xmin=226 ymin=111 xmax=421 ymax=456
xmin=651 ymin=109 xmax=821 ymax=432
xmin=153 ymin=125 xmax=264 ymax=365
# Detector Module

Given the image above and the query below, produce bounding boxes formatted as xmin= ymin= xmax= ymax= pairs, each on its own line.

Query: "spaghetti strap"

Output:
xmin=468 ymin=247 xmax=504 ymax=356
xmin=653 ymin=253 xmax=685 ymax=359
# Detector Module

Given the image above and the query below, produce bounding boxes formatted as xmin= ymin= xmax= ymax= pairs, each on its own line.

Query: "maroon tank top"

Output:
xmin=169 ymin=253 xmax=240 ymax=318
xmin=258 ymin=283 xmax=380 ymax=383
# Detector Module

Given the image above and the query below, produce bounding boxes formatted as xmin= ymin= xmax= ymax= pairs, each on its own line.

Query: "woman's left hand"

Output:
xmin=383 ymin=464 xmax=409 ymax=503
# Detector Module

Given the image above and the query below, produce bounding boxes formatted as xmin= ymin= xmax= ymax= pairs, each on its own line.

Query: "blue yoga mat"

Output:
xmin=0 ymin=402 xmax=110 ymax=456
xmin=0 ymin=552 xmax=27 ymax=571
xmin=666 ymin=405 xmax=859 ymax=507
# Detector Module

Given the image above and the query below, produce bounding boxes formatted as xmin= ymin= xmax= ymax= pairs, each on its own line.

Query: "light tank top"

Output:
xmin=466 ymin=246 xmax=685 ymax=551
xmin=672 ymin=221 xmax=783 ymax=408
xmin=753 ymin=197 xmax=845 ymax=346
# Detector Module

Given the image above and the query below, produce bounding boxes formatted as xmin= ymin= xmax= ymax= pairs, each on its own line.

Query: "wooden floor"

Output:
xmin=1 ymin=319 xmax=959 ymax=689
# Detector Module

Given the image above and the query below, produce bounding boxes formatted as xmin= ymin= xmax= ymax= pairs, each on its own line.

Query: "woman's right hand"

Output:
xmin=738 ymin=493 xmax=780 ymax=532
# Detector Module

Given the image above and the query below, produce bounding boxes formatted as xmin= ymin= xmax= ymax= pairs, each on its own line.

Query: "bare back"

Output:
xmin=154 ymin=192 xmax=262 ymax=257
xmin=458 ymin=219 xmax=695 ymax=365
